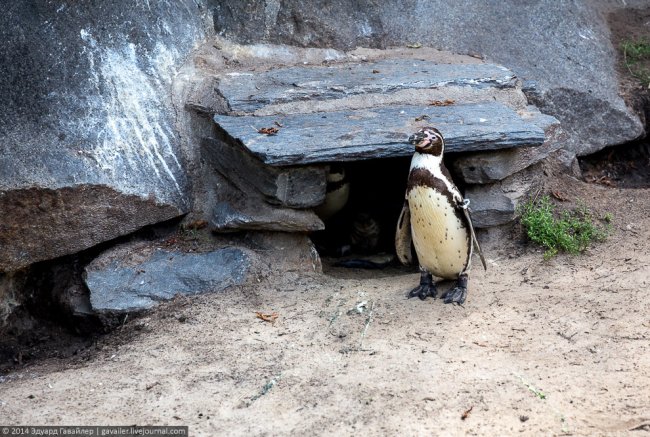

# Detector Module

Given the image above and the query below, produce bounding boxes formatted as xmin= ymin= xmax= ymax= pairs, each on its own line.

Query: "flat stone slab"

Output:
xmin=213 ymin=102 xmax=545 ymax=166
xmin=211 ymin=200 xmax=324 ymax=232
xmin=87 ymin=247 xmax=251 ymax=313
xmin=451 ymin=107 xmax=562 ymax=184
xmin=217 ymin=60 xmax=516 ymax=114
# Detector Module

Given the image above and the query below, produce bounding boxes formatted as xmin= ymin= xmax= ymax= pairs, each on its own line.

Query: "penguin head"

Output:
xmin=409 ymin=127 xmax=444 ymax=156
xmin=326 ymin=164 xmax=346 ymax=183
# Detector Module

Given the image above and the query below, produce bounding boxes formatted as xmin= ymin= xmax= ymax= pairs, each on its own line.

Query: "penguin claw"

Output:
xmin=408 ymin=284 xmax=437 ymax=300
xmin=408 ymin=271 xmax=436 ymax=300
xmin=442 ymin=286 xmax=467 ymax=305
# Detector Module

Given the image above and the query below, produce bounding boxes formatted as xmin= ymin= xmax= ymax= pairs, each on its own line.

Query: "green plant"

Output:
xmin=621 ymin=38 xmax=650 ymax=87
xmin=517 ymin=196 xmax=611 ymax=260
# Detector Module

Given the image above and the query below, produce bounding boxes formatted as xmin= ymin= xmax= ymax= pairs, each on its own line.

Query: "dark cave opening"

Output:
xmin=311 ymin=153 xmax=465 ymax=268
xmin=579 ymin=139 xmax=650 ymax=189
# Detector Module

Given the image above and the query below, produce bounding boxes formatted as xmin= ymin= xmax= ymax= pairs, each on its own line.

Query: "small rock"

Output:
xmin=465 ymin=163 xmax=543 ymax=228
xmin=465 ymin=186 xmax=515 ymax=228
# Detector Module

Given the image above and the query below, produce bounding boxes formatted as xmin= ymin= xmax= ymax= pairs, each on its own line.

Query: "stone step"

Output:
xmin=217 ymin=59 xmax=517 ymax=114
xmin=211 ymin=196 xmax=324 ymax=233
xmin=213 ymin=102 xmax=546 ymax=166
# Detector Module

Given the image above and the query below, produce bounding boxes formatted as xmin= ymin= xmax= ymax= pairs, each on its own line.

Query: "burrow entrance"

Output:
xmin=579 ymin=139 xmax=650 ymax=189
xmin=310 ymin=154 xmax=468 ymax=272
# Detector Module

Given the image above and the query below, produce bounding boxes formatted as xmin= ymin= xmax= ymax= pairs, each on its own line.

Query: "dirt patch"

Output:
xmin=0 ymin=175 xmax=648 ymax=435
xmin=0 ymin=312 xmax=97 ymax=374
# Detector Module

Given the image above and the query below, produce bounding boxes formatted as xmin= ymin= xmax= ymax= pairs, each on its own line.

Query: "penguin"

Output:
xmin=395 ymin=127 xmax=486 ymax=304
xmin=314 ymin=164 xmax=350 ymax=221
xmin=350 ymin=212 xmax=381 ymax=253
xmin=312 ymin=165 xmax=352 ymax=256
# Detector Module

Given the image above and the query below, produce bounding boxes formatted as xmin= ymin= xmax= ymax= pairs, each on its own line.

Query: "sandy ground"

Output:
xmin=0 ymin=176 xmax=649 ymax=436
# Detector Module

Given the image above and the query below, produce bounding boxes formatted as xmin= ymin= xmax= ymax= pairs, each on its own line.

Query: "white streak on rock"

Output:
xmin=79 ymin=35 xmax=184 ymax=197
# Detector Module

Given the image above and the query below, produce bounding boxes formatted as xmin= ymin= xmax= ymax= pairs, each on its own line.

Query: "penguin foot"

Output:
xmin=408 ymin=271 xmax=436 ymax=300
xmin=442 ymin=286 xmax=467 ymax=305
xmin=408 ymin=284 xmax=437 ymax=300
xmin=442 ymin=274 xmax=469 ymax=305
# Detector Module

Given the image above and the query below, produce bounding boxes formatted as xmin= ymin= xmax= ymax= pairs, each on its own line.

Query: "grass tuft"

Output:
xmin=517 ymin=196 xmax=611 ymax=260
xmin=621 ymin=38 xmax=650 ymax=87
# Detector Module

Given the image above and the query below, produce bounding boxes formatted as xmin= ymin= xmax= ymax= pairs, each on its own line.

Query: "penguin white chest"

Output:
xmin=408 ymin=186 xmax=470 ymax=279
xmin=315 ymin=183 xmax=349 ymax=220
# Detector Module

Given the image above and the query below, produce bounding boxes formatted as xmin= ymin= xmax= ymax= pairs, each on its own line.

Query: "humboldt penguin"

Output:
xmin=395 ymin=127 xmax=486 ymax=304
xmin=314 ymin=164 xmax=350 ymax=221
xmin=313 ymin=165 xmax=352 ymax=256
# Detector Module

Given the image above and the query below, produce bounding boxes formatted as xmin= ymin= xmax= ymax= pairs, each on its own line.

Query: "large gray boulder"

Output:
xmin=209 ymin=0 xmax=644 ymax=156
xmin=0 ymin=1 xmax=209 ymax=271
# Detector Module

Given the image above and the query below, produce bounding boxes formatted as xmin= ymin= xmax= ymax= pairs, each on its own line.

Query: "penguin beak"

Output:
xmin=408 ymin=132 xmax=426 ymax=144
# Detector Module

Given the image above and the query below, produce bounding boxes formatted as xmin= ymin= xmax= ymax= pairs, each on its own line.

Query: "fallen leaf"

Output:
xmin=372 ymin=69 xmax=381 ymax=74
xmin=415 ymin=114 xmax=430 ymax=122
xmin=428 ymin=99 xmax=455 ymax=106
xmin=461 ymin=405 xmax=473 ymax=420
xmin=258 ymin=127 xmax=279 ymax=135
xmin=255 ymin=312 xmax=279 ymax=323
xmin=597 ymin=175 xmax=615 ymax=187
xmin=407 ymin=42 xmax=422 ymax=49
xmin=519 ymin=377 xmax=546 ymax=400
xmin=551 ymin=190 xmax=569 ymax=201
xmin=183 ymin=219 xmax=208 ymax=230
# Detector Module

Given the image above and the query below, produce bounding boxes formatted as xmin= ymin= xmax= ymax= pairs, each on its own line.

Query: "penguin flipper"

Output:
xmin=462 ymin=206 xmax=487 ymax=271
xmin=395 ymin=201 xmax=413 ymax=265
